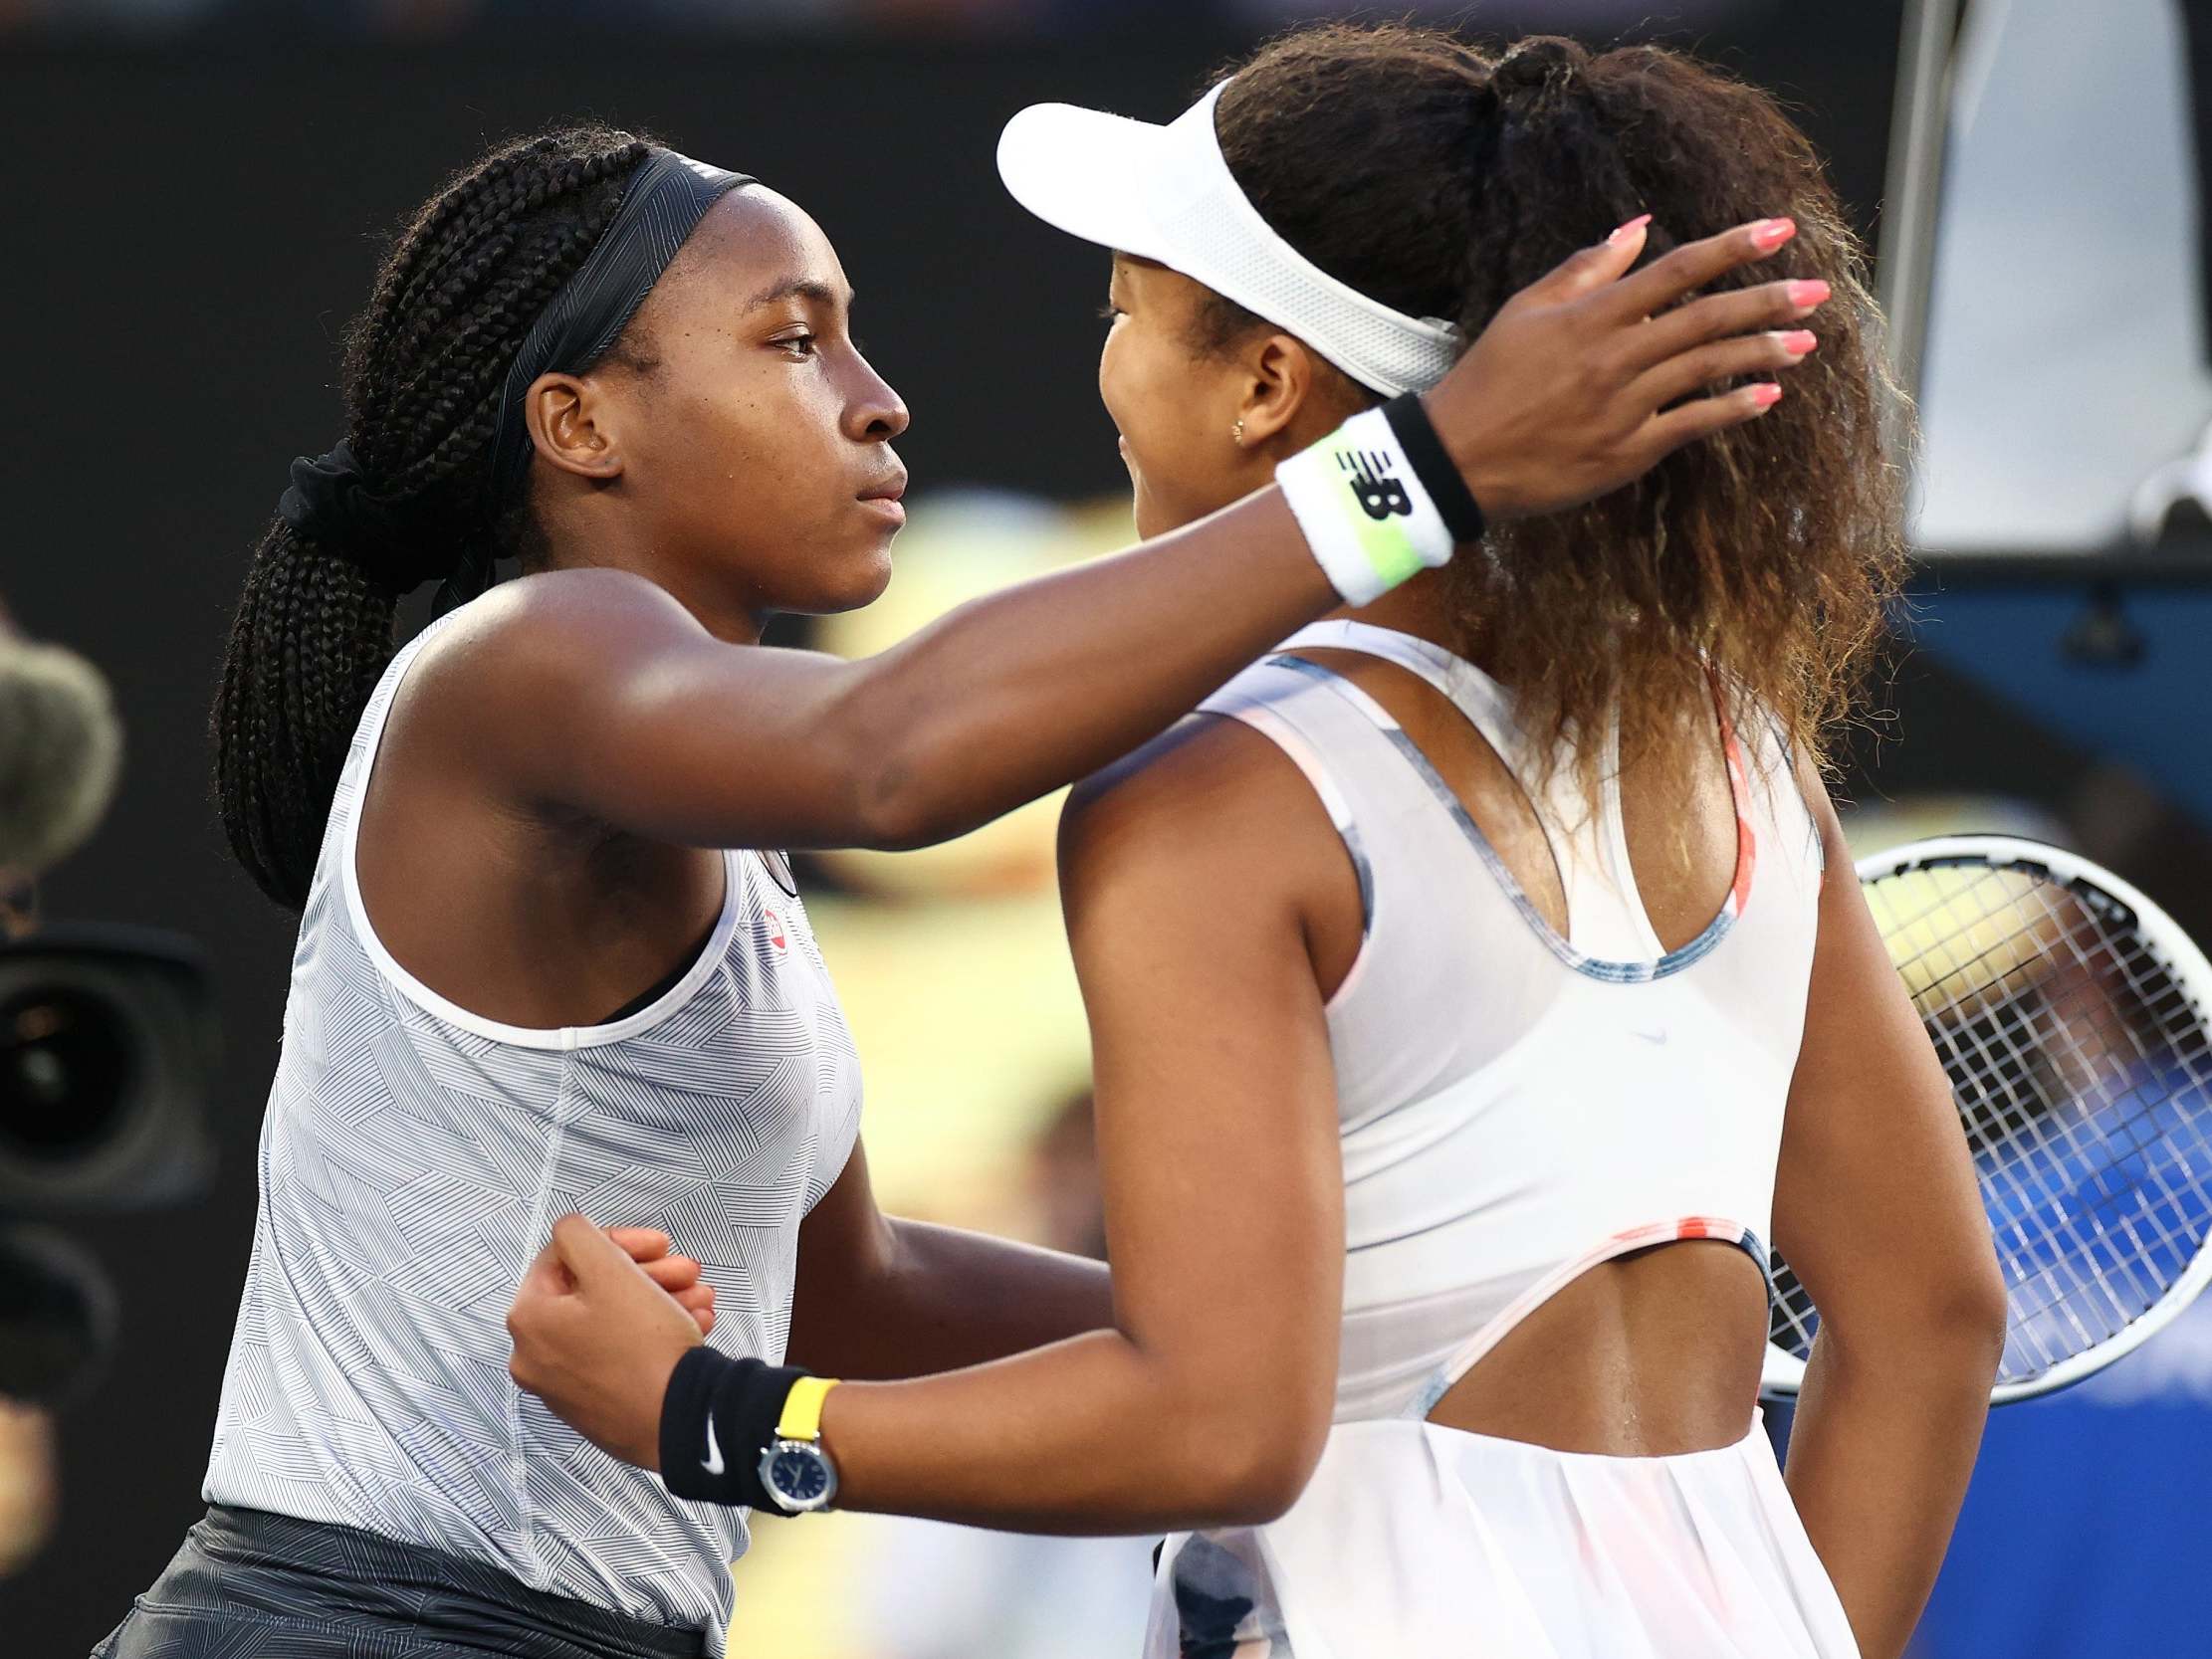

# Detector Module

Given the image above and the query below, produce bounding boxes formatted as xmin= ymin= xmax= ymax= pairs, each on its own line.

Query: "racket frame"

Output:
xmin=1760 ymin=834 xmax=2212 ymax=1405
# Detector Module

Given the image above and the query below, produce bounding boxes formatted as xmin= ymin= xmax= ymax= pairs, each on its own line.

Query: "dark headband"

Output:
xmin=485 ymin=149 xmax=755 ymax=507
xmin=443 ymin=149 xmax=755 ymax=611
xmin=279 ymin=148 xmax=753 ymax=611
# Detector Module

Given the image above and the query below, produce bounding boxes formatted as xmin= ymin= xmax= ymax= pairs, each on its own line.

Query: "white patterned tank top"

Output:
xmin=201 ymin=604 xmax=863 ymax=1653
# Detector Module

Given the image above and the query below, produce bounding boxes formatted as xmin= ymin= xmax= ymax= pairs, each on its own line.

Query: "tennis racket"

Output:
xmin=1761 ymin=835 xmax=2212 ymax=1405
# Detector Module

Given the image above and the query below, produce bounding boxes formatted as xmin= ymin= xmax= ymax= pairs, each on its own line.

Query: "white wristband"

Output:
xmin=1275 ymin=405 xmax=1458 ymax=607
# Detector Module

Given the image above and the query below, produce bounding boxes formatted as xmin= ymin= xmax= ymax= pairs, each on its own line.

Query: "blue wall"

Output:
xmin=1908 ymin=584 xmax=2212 ymax=826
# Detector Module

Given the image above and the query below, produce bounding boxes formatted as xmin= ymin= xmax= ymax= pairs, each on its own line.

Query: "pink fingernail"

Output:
xmin=1780 ymin=329 xmax=1818 ymax=355
xmin=1751 ymin=217 xmax=1797 ymax=250
xmin=1749 ymin=383 xmax=1784 ymax=409
xmin=1788 ymin=280 xmax=1832 ymax=311
xmin=1608 ymin=213 xmax=1653 ymax=247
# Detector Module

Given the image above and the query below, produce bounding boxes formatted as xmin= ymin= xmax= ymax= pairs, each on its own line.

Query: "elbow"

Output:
xmin=1185 ymin=1395 xmax=1331 ymax=1528
xmin=1217 ymin=1444 xmax=1325 ymax=1528
xmin=1822 ymin=1244 xmax=2010 ymax=1389
xmin=833 ymin=667 xmax=1029 ymax=851
xmin=852 ymin=767 xmax=935 ymax=853
xmin=1955 ymin=1256 xmax=2008 ymax=1388
xmin=817 ymin=668 xmax=950 ymax=852
xmin=844 ymin=707 xmax=982 ymax=851
xmin=845 ymin=733 xmax=955 ymax=852
xmin=1953 ymin=1251 xmax=2011 ymax=1379
xmin=1927 ymin=1233 xmax=2010 ymax=1378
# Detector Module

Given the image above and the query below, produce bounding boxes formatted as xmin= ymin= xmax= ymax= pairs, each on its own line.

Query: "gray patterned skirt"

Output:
xmin=92 ymin=1505 xmax=707 ymax=1658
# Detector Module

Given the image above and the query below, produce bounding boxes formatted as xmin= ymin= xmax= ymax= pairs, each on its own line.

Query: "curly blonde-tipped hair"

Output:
xmin=1205 ymin=24 xmax=1907 ymax=806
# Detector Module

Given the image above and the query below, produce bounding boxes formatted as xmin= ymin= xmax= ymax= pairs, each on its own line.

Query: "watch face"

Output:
xmin=765 ymin=1443 xmax=834 ymax=1510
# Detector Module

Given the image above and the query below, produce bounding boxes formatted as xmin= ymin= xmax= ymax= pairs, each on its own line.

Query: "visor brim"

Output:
xmin=996 ymin=102 xmax=1174 ymax=264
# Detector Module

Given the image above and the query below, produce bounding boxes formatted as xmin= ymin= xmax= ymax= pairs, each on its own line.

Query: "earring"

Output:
xmin=1232 ymin=418 xmax=1246 ymax=447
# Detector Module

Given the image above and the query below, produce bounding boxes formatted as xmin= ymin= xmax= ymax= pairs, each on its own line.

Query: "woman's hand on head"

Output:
xmin=1429 ymin=216 xmax=1828 ymax=518
xmin=508 ymin=1214 xmax=709 ymax=1470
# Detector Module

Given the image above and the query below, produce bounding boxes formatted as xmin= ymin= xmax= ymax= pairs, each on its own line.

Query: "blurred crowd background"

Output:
xmin=6 ymin=0 xmax=2212 ymax=1654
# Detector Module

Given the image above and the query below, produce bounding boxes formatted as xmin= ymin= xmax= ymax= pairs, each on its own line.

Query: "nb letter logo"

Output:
xmin=1339 ymin=450 xmax=1414 ymax=521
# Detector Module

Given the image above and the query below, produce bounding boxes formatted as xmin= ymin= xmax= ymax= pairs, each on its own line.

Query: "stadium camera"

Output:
xmin=0 ymin=925 xmax=218 ymax=1222
xmin=0 ymin=616 xmax=219 ymax=1420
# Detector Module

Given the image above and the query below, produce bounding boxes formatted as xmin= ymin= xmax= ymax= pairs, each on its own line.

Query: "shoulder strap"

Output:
xmin=1277 ymin=620 xmax=1528 ymax=767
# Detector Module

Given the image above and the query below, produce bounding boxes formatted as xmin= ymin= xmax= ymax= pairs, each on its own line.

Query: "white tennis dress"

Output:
xmin=201 ymin=606 xmax=863 ymax=1652
xmin=1150 ymin=621 xmax=1857 ymax=1659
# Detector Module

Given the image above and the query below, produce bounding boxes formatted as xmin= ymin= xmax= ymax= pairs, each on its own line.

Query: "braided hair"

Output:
xmin=213 ymin=125 xmax=657 ymax=910
xmin=1204 ymin=26 xmax=1907 ymax=802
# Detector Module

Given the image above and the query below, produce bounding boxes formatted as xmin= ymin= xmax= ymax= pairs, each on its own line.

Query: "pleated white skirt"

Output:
xmin=1145 ymin=1411 xmax=1860 ymax=1659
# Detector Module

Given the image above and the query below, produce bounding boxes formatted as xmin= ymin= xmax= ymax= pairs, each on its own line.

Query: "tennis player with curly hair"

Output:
xmin=92 ymin=66 xmax=1809 ymax=1659
xmin=510 ymin=26 xmax=2003 ymax=1659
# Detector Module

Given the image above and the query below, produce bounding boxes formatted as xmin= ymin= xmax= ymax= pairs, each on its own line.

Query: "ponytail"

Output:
xmin=213 ymin=522 xmax=400 ymax=908
xmin=211 ymin=125 xmax=654 ymax=908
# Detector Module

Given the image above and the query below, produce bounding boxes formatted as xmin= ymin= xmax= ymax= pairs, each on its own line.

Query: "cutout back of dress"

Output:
xmin=1198 ymin=620 xmax=1826 ymax=1422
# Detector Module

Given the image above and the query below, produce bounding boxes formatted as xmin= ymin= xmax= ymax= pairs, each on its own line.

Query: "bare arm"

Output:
xmin=791 ymin=726 xmax=1343 ymax=1533
xmin=785 ymin=1139 xmax=1113 ymax=1380
xmin=463 ymin=222 xmax=1823 ymax=854
xmin=1772 ymin=769 xmax=2008 ymax=1659
xmin=507 ymin=721 xmax=1348 ymax=1534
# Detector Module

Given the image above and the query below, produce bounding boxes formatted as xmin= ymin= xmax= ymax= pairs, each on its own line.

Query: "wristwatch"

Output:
xmin=758 ymin=1375 xmax=840 ymax=1514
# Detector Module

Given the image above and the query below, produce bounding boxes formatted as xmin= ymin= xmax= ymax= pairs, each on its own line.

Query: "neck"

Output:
xmin=667 ymin=583 xmax=769 ymax=648
xmin=1327 ymin=566 xmax=1461 ymax=652
xmin=541 ymin=511 xmax=768 ymax=647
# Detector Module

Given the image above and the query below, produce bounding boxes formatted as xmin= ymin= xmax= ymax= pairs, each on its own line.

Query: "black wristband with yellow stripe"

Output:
xmin=659 ymin=1347 xmax=807 ymax=1509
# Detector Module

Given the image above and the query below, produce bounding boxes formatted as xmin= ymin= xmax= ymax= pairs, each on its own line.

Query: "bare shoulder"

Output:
xmin=412 ymin=567 xmax=702 ymax=693
xmin=1059 ymin=711 xmax=1356 ymax=931
xmin=1066 ymin=715 xmax=1304 ymax=849
xmin=376 ymin=568 xmax=710 ymax=802
xmin=400 ymin=570 xmax=703 ymax=735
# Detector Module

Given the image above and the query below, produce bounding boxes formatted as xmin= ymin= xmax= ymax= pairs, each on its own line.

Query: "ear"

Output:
xmin=1234 ymin=333 xmax=1361 ymax=457
xmin=522 ymin=371 xmax=625 ymax=484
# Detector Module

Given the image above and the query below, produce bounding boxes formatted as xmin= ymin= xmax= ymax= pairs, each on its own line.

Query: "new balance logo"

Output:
xmin=1338 ymin=450 xmax=1414 ymax=521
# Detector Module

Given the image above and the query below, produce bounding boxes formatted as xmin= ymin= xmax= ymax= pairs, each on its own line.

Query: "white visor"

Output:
xmin=996 ymin=81 xmax=1461 ymax=398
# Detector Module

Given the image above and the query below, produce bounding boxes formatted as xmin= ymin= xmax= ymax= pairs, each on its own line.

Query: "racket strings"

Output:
xmin=1982 ymin=894 xmax=2212 ymax=1366
xmin=1769 ymin=861 xmax=2212 ymax=1390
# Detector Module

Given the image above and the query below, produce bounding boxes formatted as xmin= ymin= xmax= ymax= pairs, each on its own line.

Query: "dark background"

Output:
xmin=10 ymin=6 xmax=2208 ymax=1651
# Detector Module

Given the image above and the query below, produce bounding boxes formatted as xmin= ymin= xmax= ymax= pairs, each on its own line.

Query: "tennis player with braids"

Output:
xmin=95 ymin=87 xmax=1814 ymax=1659
xmin=508 ymin=27 xmax=2007 ymax=1659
